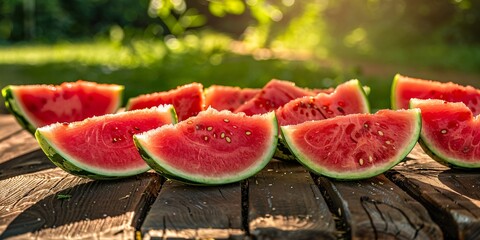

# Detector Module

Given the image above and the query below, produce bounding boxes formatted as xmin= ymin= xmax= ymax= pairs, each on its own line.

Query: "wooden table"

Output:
xmin=1 ymin=113 xmax=479 ymax=240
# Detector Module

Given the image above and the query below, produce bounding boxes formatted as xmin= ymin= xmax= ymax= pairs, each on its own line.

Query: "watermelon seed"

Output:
xmin=221 ymin=132 xmax=225 ymax=139
xmin=187 ymin=120 xmax=193 ymax=124
xmin=225 ymin=136 xmax=231 ymax=143
xmin=363 ymin=123 xmax=369 ymax=128
xmin=359 ymin=158 xmax=364 ymax=166
xmin=385 ymin=140 xmax=392 ymax=145
xmin=213 ymin=133 xmax=217 ymax=138
xmin=223 ymin=119 xmax=230 ymax=123
xmin=293 ymin=104 xmax=299 ymax=111
xmin=245 ymin=131 xmax=252 ymax=136
xmin=112 ymin=138 xmax=118 ymax=143
xmin=369 ymin=156 xmax=373 ymax=162
xmin=114 ymin=127 xmax=119 ymax=130
xmin=204 ymin=136 xmax=209 ymax=141
xmin=207 ymin=126 xmax=213 ymax=131
xmin=233 ymin=125 xmax=238 ymax=129
xmin=441 ymin=129 xmax=448 ymax=134
xmin=463 ymin=147 xmax=470 ymax=153
xmin=134 ymin=127 xmax=140 ymax=130
xmin=337 ymin=107 xmax=345 ymax=114
xmin=378 ymin=130 xmax=384 ymax=136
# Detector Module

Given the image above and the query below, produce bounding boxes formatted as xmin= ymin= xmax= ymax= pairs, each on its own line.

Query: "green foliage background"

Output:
xmin=0 ymin=0 xmax=479 ymax=112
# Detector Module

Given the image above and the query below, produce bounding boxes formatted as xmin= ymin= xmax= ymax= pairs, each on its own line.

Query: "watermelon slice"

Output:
xmin=204 ymin=85 xmax=260 ymax=111
xmin=276 ymin=79 xmax=370 ymax=126
xmin=2 ymin=81 xmax=123 ymax=134
xmin=410 ymin=99 xmax=480 ymax=168
xmin=281 ymin=109 xmax=421 ymax=180
xmin=126 ymin=83 xmax=204 ymax=121
xmin=35 ymin=105 xmax=177 ymax=179
xmin=134 ymin=108 xmax=278 ymax=185
xmin=391 ymin=74 xmax=480 ymax=115
xmin=235 ymin=79 xmax=314 ymax=116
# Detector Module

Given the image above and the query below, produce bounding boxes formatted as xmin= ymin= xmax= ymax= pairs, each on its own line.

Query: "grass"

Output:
xmin=3 ymin=34 xmax=478 ymax=113
xmin=0 ymin=37 xmax=376 ymax=110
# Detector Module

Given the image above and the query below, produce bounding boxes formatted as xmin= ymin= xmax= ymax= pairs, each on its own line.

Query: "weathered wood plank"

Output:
xmin=0 ymin=115 xmax=23 ymax=141
xmin=248 ymin=161 xmax=336 ymax=240
xmin=141 ymin=180 xmax=244 ymax=240
xmin=0 ymin=168 xmax=161 ymax=239
xmin=318 ymin=174 xmax=442 ymax=239
xmin=0 ymin=149 xmax=55 ymax=181
xmin=0 ymin=130 xmax=39 ymax=164
xmin=386 ymin=144 xmax=480 ymax=239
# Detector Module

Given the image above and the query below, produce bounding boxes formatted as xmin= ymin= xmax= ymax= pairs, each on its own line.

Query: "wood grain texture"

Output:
xmin=0 ymin=115 xmax=23 ymax=142
xmin=386 ymin=144 xmax=480 ymax=239
xmin=248 ymin=161 xmax=336 ymax=240
xmin=0 ymin=130 xmax=39 ymax=164
xmin=141 ymin=180 xmax=244 ymax=240
xmin=319 ymin=174 xmax=442 ymax=239
xmin=0 ymin=149 xmax=55 ymax=181
xmin=0 ymin=168 xmax=161 ymax=239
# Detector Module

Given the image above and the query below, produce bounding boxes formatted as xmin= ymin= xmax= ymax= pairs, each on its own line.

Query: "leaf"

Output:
xmin=57 ymin=194 xmax=72 ymax=200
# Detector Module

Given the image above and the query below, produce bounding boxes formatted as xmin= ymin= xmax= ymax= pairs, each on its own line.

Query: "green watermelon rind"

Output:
xmin=2 ymin=84 xmax=124 ymax=135
xmin=35 ymin=106 xmax=178 ymax=180
xmin=2 ymin=86 xmax=38 ymax=134
xmin=352 ymin=79 xmax=371 ymax=113
xmin=281 ymin=109 xmax=422 ymax=180
xmin=134 ymin=111 xmax=279 ymax=185
xmin=417 ymin=139 xmax=480 ymax=169
xmin=410 ymin=100 xmax=480 ymax=169
xmin=390 ymin=73 xmax=402 ymax=110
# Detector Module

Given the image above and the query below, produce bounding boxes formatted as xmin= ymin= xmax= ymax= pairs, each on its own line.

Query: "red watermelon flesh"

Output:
xmin=410 ymin=99 xmax=480 ymax=168
xmin=35 ymin=105 xmax=177 ymax=179
xmin=134 ymin=108 xmax=278 ymax=185
xmin=281 ymin=109 xmax=421 ymax=179
xmin=2 ymin=81 xmax=123 ymax=134
xmin=235 ymin=79 xmax=314 ymax=116
xmin=276 ymin=79 xmax=370 ymax=126
xmin=126 ymin=83 xmax=204 ymax=121
xmin=204 ymin=85 xmax=260 ymax=111
xmin=392 ymin=74 xmax=480 ymax=115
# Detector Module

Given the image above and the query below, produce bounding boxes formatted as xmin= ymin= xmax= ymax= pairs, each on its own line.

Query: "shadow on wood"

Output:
xmin=0 ymin=170 xmax=161 ymax=239
xmin=0 ymin=149 xmax=55 ymax=181
xmin=319 ymin=175 xmax=442 ymax=239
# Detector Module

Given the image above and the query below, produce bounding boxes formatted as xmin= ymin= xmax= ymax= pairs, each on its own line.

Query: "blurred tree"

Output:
xmin=0 ymin=0 xmax=478 ymax=47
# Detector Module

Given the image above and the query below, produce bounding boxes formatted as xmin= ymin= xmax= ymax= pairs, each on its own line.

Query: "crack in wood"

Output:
xmin=360 ymin=195 xmax=425 ymax=239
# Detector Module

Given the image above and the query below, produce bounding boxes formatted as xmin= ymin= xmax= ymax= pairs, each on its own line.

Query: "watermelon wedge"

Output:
xmin=134 ymin=108 xmax=278 ymax=185
xmin=2 ymin=81 xmax=123 ymax=134
xmin=281 ymin=109 xmax=421 ymax=180
xmin=235 ymin=79 xmax=314 ymax=116
xmin=35 ymin=105 xmax=177 ymax=179
xmin=391 ymin=74 xmax=480 ymax=115
xmin=204 ymin=85 xmax=260 ymax=111
xmin=410 ymin=99 xmax=480 ymax=168
xmin=126 ymin=83 xmax=204 ymax=121
xmin=276 ymin=79 xmax=370 ymax=126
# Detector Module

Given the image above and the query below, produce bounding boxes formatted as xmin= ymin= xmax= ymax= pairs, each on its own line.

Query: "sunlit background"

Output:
xmin=1 ymin=0 xmax=479 ymax=111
